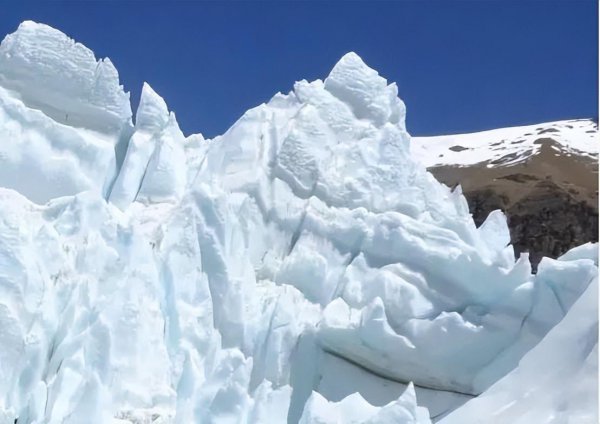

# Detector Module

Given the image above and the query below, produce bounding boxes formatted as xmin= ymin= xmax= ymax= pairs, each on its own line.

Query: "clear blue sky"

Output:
xmin=1 ymin=1 xmax=598 ymax=138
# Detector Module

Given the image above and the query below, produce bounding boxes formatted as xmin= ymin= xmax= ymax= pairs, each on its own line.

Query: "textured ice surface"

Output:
xmin=299 ymin=383 xmax=430 ymax=424
xmin=0 ymin=21 xmax=133 ymax=204
xmin=0 ymin=21 xmax=596 ymax=424
xmin=0 ymin=21 xmax=131 ymax=132
xmin=440 ymin=277 xmax=599 ymax=424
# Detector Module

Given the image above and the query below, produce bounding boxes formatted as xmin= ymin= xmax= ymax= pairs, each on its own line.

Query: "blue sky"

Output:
xmin=1 ymin=1 xmax=597 ymax=138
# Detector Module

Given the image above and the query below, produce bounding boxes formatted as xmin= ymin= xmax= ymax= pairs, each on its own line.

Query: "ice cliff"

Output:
xmin=0 ymin=21 xmax=597 ymax=424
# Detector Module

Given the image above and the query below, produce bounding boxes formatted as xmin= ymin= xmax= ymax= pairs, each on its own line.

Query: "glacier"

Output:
xmin=0 ymin=21 xmax=597 ymax=424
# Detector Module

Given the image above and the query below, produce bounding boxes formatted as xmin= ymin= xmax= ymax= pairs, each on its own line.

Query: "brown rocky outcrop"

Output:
xmin=427 ymin=137 xmax=598 ymax=271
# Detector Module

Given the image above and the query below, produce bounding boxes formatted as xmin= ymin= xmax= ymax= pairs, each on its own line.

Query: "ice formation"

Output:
xmin=0 ymin=21 xmax=597 ymax=424
xmin=440 ymin=275 xmax=598 ymax=424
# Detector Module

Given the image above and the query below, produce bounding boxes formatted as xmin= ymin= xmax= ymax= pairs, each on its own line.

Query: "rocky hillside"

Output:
xmin=412 ymin=119 xmax=598 ymax=271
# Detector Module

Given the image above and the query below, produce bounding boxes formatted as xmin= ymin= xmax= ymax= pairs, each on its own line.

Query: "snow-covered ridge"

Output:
xmin=412 ymin=119 xmax=598 ymax=168
xmin=0 ymin=21 xmax=597 ymax=424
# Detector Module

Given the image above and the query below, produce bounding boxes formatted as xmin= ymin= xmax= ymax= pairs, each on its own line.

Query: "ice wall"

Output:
xmin=0 ymin=21 xmax=596 ymax=424
xmin=440 ymin=276 xmax=598 ymax=424
xmin=0 ymin=22 xmax=133 ymax=204
xmin=0 ymin=21 xmax=131 ymax=132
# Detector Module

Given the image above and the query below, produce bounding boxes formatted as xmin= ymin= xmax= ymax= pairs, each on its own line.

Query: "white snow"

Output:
xmin=411 ymin=119 xmax=598 ymax=168
xmin=0 ymin=21 xmax=596 ymax=424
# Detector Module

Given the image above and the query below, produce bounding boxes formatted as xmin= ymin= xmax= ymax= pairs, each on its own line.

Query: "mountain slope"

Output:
xmin=412 ymin=120 xmax=598 ymax=270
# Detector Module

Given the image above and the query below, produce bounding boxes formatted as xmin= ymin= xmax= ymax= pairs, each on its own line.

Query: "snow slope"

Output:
xmin=0 ymin=21 xmax=597 ymax=424
xmin=411 ymin=119 xmax=598 ymax=168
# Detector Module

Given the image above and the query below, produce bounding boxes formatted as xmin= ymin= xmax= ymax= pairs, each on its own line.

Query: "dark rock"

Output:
xmin=464 ymin=183 xmax=598 ymax=272
xmin=427 ymin=146 xmax=597 ymax=272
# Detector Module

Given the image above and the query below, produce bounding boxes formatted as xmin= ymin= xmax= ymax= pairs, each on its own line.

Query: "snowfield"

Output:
xmin=0 ymin=21 xmax=597 ymax=424
xmin=412 ymin=119 xmax=598 ymax=169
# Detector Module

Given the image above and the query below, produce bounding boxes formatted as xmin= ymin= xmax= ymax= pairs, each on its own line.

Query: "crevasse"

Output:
xmin=0 ymin=21 xmax=596 ymax=424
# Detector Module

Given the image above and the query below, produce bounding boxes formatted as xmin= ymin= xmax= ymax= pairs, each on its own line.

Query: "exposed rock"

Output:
xmin=426 ymin=135 xmax=598 ymax=271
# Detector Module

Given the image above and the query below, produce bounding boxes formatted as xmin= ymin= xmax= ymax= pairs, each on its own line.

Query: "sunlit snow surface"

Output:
xmin=412 ymin=119 xmax=598 ymax=168
xmin=0 ymin=21 xmax=597 ymax=424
